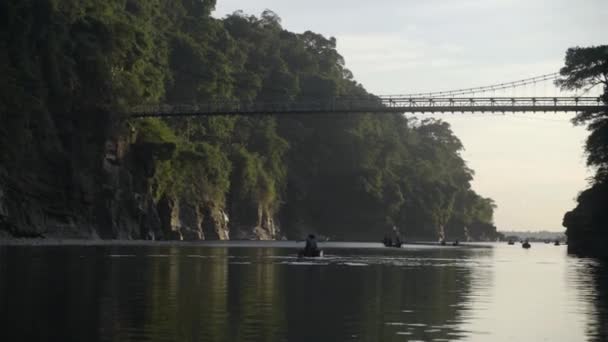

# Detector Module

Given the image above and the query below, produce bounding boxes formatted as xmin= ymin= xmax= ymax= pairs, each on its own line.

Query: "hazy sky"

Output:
xmin=213 ymin=0 xmax=608 ymax=231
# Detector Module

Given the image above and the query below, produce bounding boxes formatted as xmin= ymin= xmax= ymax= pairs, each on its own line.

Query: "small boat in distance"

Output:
xmin=382 ymin=237 xmax=403 ymax=248
xmin=508 ymin=240 xmax=515 ymax=245
xmin=383 ymin=226 xmax=403 ymax=248
xmin=522 ymin=240 xmax=531 ymax=249
xmin=298 ymin=234 xmax=323 ymax=257
xmin=554 ymin=240 xmax=561 ymax=246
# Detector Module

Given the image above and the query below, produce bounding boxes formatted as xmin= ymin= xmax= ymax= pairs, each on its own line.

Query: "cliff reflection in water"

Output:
xmin=0 ymin=245 xmax=483 ymax=341
xmin=0 ymin=243 xmax=605 ymax=341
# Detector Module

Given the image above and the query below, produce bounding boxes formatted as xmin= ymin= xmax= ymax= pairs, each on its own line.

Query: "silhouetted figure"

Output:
xmin=394 ymin=236 xmax=402 ymax=248
xmin=392 ymin=226 xmax=403 ymax=247
xmin=299 ymin=234 xmax=322 ymax=257
xmin=305 ymin=234 xmax=318 ymax=252
xmin=382 ymin=235 xmax=390 ymax=247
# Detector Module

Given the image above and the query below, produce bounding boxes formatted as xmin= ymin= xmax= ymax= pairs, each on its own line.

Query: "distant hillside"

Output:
xmin=499 ymin=231 xmax=566 ymax=241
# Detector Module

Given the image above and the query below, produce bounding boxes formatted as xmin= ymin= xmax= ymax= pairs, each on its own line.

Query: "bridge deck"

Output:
xmin=129 ymin=97 xmax=606 ymax=117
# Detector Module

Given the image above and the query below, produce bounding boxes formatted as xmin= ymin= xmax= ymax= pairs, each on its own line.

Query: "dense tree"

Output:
xmin=557 ymin=45 xmax=608 ymax=181
xmin=557 ymin=45 xmax=608 ymax=255
xmin=0 ymin=1 xmax=495 ymax=241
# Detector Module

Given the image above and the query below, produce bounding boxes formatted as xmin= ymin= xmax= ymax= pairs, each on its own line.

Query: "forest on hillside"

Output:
xmin=0 ymin=0 xmax=499 ymax=241
xmin=558 ymin=45 xmax=608 ymax=256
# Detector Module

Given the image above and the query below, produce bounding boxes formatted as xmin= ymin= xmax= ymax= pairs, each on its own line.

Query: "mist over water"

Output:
xmin=0 ymin=242 xmax=605 ymax=342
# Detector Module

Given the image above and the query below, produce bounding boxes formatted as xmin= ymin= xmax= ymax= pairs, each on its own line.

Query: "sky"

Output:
xmin=213 ymin=0 xmax=608 ymax=231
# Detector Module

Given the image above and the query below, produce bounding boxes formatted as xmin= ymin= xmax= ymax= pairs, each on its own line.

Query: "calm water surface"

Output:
xmin=0 ymin=242 xmax=606 ymax=341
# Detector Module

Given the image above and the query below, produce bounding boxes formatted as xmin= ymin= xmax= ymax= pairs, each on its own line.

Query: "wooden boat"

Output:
xmin=298 ymin=249 xmax=323 ymax=258
xmin=383 ymin=236 xmax=403 ymax=248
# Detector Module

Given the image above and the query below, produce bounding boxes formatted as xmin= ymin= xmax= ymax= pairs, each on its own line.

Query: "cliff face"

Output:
xmin=230 ymin=205 xmax=280 ymax=240
xmin=0 ymin=116 xmax=278 ymax=241
xmin=156 ymin=196 xmax=231 ymax=241
xmin=0 ymin=106 xmax=106 ymax=239
xmin=98 ymin=129 xmax=281 ymax=241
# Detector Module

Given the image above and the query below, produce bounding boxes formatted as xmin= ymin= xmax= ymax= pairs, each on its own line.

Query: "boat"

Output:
xmin=298 ymin=249 xmax=323 ymax=258
xmin=508 ymin=240 xmax=515 ymax=245
xmin=554 ymin=240 xmax=561 ymax=246
xmin=383 ymin=227 xmax=403 ymax=248
xmin=383 ymin=240 xmax=403 ymax=248
xmin=522 ymin=241 xmax=531 ymax=249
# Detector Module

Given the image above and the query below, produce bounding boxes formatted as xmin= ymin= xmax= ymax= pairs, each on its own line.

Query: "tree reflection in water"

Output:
xmin=0 ymin=244 xmax=604 ymax=342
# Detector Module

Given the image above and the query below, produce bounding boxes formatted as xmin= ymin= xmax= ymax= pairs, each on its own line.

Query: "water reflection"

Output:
xmin=569 ymin=257 xmax=608 ymax=342
xmin=0 ymin=243 xmax=605 ymax=341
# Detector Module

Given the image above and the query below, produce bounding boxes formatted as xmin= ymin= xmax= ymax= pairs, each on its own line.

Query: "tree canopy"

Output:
xmin=558 ymin=45 xmax=608 ymax=253
xmin=0 ymin=1 xmax=498 ymax=241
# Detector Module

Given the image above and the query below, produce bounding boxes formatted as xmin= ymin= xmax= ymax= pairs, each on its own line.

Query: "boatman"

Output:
xmin=305 ymin=234 xmax=318 ymax=254
xmin=392 ymin=226 xmax=402 ymax=246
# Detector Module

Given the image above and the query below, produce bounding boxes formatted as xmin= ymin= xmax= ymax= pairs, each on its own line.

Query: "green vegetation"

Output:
xmin=558 ymin=45 xmax=608 ymax=255
xmin=0 ymin=0 xmax=497 ymax=240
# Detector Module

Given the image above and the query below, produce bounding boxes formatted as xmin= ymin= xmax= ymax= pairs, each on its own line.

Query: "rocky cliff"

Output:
xmin=0 ymin=118 xmax=280 ymax=241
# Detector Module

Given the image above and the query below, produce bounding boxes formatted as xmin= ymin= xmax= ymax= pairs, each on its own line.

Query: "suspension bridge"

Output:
xmin=129 ymin=73 xmax=606 ymax=117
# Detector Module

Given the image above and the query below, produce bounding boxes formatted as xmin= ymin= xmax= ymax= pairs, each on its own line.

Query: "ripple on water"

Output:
xmin=385 ymin=322 xmax=406 ymax=326
xmin=2 ymin=242 xmax=602 ymax=342
xmin=265 ymin=255 xmax=297 ymax=259
xmin=341 ymin=262 xmax=368 ymax=267
xmin=280 ymin=261 xmax=329 ymax=266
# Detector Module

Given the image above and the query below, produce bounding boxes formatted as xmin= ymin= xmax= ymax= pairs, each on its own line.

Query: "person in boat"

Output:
xmin=394 ymin=235 xmax=402 ymax=247
xmin=383 ymin=234 xmax=393 ymax=247
xmin=392 ymin=226 xmax=403 ymax=247
xmin=304 ymin=234 xmax=319 ymax=255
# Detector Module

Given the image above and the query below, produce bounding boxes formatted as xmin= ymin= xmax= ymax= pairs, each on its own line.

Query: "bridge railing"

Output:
xmin=128 ymin=96 xmax=605 ymax=117
xmin=377 ymin=96 xmax=603 ymax=107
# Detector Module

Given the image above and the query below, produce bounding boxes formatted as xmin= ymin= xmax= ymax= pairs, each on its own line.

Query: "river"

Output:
xmin=0 ymin=241 xmax=605 ymax=341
